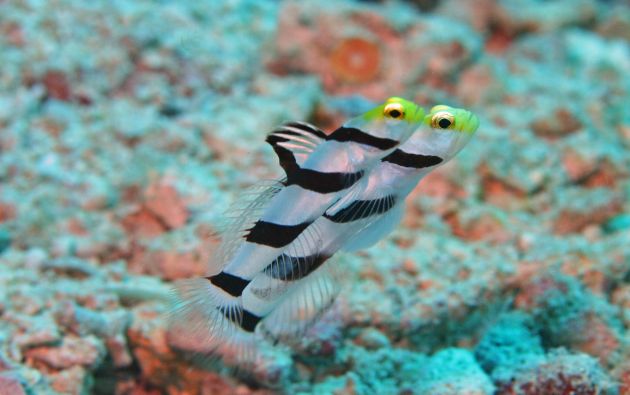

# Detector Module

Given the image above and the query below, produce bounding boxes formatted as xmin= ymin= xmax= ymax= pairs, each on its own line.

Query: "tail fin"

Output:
xmin=167 ymin=277 xmax=262 ymax=366
xmin=173 ymin=276 xmax=243 ymax=318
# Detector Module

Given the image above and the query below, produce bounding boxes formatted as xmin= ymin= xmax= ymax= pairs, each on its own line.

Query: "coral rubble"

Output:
xmin=1 ymin=0 xmax=629 ymax=394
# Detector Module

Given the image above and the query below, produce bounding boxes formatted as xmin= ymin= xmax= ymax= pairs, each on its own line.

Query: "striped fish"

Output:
xmin=171 ymin=98 xmax=425 ymax=361
xmin=238 ymin=105 xmax=480 ymax=342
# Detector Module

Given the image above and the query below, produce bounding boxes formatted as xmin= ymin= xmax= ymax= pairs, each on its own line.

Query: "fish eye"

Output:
xmin=384 ymin=103 xmax=405 ymax=120
xmin=431 ymin=111 xmax=455 ymax=129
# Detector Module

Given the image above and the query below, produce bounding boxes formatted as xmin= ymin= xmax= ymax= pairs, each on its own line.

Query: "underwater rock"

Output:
xmin=552 ymin=188 xmax=623 ymax=235
xmin=416 ymin=348 xmax=495 ymax=395
xmin=42 ymin=70 xmax=73 ymax=102
xmin=513 ymin=273 xmax=623 ymax=367
xmin=129 ymin=224 xmax=215 ymax=280
xmin=477 ymin=138 xmax=554 ymax=209
xmin=78 ymin=177 xmax=119 ymax=212
xmin=562 ymin=149 xmax=621 ymax=188
xmin=494 ymin=0 xmax=598 ymax=34
xmin=455 ymin=63 xmax=503 ymax=106
xmin=1 ymin=0 xmax=629 ymax=392
xmin=597 ymin=7 xmax=630 ymax=42
xmin=0 ymin=376 xmax=27 ymax=395
xmin=613 ymin=359 xmax=630 ymax=395
xmin=41 ymin=257 xmax=99 ymax=279
xmin=270 ymin=2 xmax=391 ymax=99
xmin=0 ymin=249 xmax=173 ymax=393
xmin=531 ymin=108 xmax=583 ymax=139
xmin=479 ymin=173 xmax=527 ymax=209
xmin=494 ymin=349 xmax=616 ymax=395
xmin=120 ymin=207 xmax=167 ymax=239
xmin=289 ymin=310 xmax=344 ymax=359
xmin=446 ymin=206 xmax=512 ymax=244
xmin=271 ymin=1 xmax=481 ymax=99
xmin=139 ymin=248 xmax=207 ymax=281
xmin=474 ymin=312 xmax=544 ymax=376
xmin=353 ymin=327 xmax=391 ymax=350
xmin=299 ymin=346 xmax=428 ymax=395
xmin=8 ymin=312 xmax=62 ymax=351
xmin=435 ymin=0 xmax=499 ymax=34
xmin=611 ymin=284 xmax=630 ymax=328
xmin=143 ymin=180 xmax=189 ymax=230
xmin=55 ymin=301 xmax=133 ymax=368
xmin=128 ymin=303 xmax=283 ymax=394
xmin=127 ymin=305 xmax=181 ymax=389
xmin=568 ymin=313 xmax=621 ymax=367
xmin=0 ymin=202 xmax=16 ymax=223
xmin=24 ymin=335 xmax=105 ymax=370
xmin=47 ymin=365 xmax=92 ymax=395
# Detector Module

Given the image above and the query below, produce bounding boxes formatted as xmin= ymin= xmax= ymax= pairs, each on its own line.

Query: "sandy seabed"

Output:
xmin=0 ymin=0 xmax=629 ymax=394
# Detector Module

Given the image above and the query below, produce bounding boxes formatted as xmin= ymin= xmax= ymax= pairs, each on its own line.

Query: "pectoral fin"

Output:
xmin=341 ymin=201 xmax=405 ymax=252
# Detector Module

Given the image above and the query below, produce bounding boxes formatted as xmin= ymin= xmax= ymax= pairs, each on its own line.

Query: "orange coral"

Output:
xmin=330 ymin=37 xmax=381 ymax=84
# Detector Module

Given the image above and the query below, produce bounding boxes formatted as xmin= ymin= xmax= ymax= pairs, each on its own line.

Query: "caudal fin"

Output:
xmin=168 ymin=277 xmax=263 ymax=366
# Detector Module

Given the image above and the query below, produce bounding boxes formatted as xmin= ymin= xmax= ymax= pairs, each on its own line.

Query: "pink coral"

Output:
xmin=329 ymin=38 xmax=382 ymax=84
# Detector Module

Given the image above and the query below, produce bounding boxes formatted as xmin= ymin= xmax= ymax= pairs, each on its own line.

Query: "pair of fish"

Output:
xmin=170 ymin=97 xmax=479 ymax=363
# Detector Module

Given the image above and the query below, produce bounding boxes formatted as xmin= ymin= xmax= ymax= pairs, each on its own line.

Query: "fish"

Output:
xmin=170 ymin=97 xmax=425 ymax=362
xmin=239 ymin=105 xmax=480 ymax=341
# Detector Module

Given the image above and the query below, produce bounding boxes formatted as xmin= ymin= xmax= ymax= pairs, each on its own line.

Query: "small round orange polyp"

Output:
xmin=330 ymin=37 xmax=381 ymax=84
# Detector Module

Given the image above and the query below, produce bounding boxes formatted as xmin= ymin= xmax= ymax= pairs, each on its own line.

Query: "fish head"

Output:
xmin=344 ymin=97 xmax=425 ymax=148
xmin=404 ymin=105 xmax=479 ymax=164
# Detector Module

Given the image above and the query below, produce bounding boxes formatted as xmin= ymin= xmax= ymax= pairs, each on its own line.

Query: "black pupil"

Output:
xmin=389 ymin=109 xmax=401 ymax=118
xmin=438 ymin=118 xmax=451 ymax=128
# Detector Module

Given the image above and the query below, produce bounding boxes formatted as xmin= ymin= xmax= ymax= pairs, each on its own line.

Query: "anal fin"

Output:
xmin=259 ymin=260 xmax=341 ymax=339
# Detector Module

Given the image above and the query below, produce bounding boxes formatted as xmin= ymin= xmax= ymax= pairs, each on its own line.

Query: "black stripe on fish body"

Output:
xmin=266 ymin=132 xmax=364 ymax=193
xmin=218 ymin=306 xmax=262 ymax=333
xmin=328 ymin=127 xmax=399 ymax=151
xmin=264 ymin=253 xmax=331 ymax=281
xmin=208 ymin=272 xmax=251 ymax=297
xmin=286 ymin=168 xmax=364 ymax=194
xmin=382 ymin=149 xmax=443 ymax=168
xmin=246 ymin=220 xmax=312 ymax=248
xmin=283 ymin=122 xmax=328 ymax=139
xmin=266 ymin=134 xmax=300 ymax=175
xmin=324 ymin=194 xmax=397 ymax=223
xmin=241 ymin=309 xmax=263 ymax=332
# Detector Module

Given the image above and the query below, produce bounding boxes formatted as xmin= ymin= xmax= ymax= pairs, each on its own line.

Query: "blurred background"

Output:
xmin=0 ymin=0 xmax=629 ymax=394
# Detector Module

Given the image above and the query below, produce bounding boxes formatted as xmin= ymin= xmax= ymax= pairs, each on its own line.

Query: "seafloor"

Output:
xmin=0 ymin=0 xmax=629 ymax=394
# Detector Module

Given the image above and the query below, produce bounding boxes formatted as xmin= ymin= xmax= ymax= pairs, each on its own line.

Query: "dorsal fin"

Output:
xmin=266 ymin=122 xmax=327 ymax=177
xmin=215 ymin=180 xmax=285 ymax=272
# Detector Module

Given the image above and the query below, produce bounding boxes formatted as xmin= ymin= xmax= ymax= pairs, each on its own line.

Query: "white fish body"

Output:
xmin=170 ymin=98 xmax=426 ymax=359
xmin=221 ymin=98 xmax=425 ymax=280
xmin=240 ymin=105 xmax=480 ymax=340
